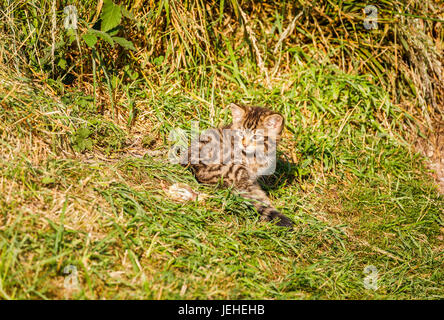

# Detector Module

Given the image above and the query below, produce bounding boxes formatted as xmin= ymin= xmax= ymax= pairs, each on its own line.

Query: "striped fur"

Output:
xmin=183 ymin=103 xmax=294 ymax=228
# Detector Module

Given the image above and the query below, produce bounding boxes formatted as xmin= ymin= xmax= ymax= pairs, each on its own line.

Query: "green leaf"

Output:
xmin=77 ymin=127 xmax=90 ymax=139
xmin=107 ymin=28 xmax=120 ymax=36
xmin=66 ymin=28 xmax=77 ymax=45
xmin=42 ymin=176 xmax=55 ymax=185
xmin=82 ymin=32 xmax=98 ymax=48
xmin=57 ymin=58 xmax=67 ymax=70
xmin=153 ymin=56 xmax=164 ymax=66
xmin=66 ymin=28 xmax=76 ymax=37
xmin=87 ymin=29 xmax=114 ymax=45
xmin=121 ymin=7 xmax=135 ymax=20
xmin=84 ymin=139 xmax=93 ymax=150
xmin=101 ymin=0 xmax=122 ymax=32
xmin=112 ymin=36 xmax=136 ymax=51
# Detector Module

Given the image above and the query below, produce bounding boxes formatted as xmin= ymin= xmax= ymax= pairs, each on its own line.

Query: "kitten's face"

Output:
xmin=229 ymin=103 xmax=284 ymax=154
xmin=235 ymin=128 xmax=265 ymax=154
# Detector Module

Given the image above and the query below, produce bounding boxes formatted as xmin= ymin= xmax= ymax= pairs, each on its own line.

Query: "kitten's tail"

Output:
xmin=239 ymin=180 xmax=294 ymax=228
xmin=255 ymin=203 xmax=294 ymax=228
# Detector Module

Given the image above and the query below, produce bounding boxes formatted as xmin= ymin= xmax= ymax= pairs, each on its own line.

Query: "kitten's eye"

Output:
xmin=252 ymin=134 xmax=263 ymax=141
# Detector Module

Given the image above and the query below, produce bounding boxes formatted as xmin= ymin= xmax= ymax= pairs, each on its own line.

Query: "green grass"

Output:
xmin=0 ymin=46 xmax=442 ymax=300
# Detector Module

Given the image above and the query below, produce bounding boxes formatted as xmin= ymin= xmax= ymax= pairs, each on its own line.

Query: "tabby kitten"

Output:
xmin=182 ymin=103 xmax=294 ymax=228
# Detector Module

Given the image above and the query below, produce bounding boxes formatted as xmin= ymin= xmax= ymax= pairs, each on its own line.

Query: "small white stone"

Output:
xmin=167 ymin=183 xmax=198 ymax=202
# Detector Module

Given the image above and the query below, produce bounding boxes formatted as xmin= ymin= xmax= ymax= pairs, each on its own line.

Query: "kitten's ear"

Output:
xmin=229 ymin=103 xmax=245 ymax=124
xmin=264 ymin=114 xmax=284 ymax=132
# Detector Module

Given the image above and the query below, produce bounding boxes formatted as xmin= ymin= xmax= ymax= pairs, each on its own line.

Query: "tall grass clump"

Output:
xmin=1 ymin=1 xmax=442 ymax=123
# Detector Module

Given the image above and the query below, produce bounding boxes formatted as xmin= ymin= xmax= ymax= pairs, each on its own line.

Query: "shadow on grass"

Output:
xmin=259 ymin=156 xmax=309 ymax=191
